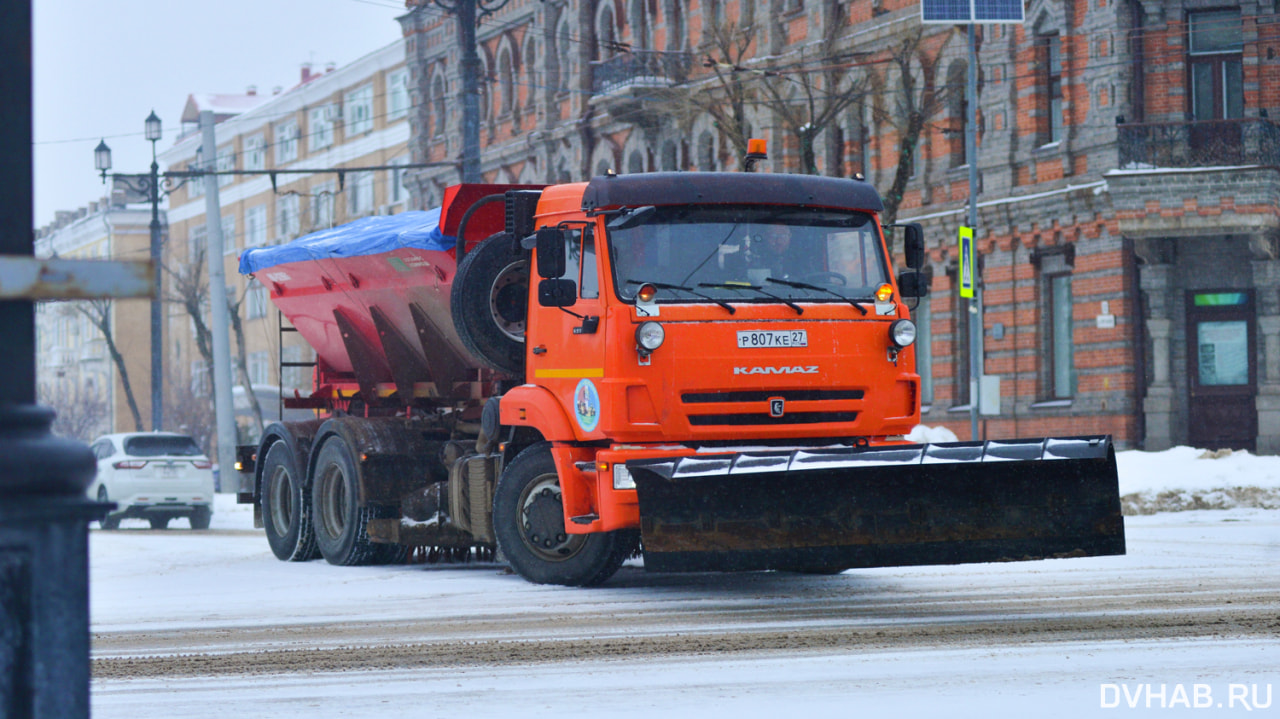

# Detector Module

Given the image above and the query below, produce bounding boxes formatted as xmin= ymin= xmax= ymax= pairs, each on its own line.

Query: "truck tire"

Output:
xmin=311 ymin=435 xmax=380 ymax=566
xmin=261 ymin=441 xmax=318 ymax=561
xmin=451 ymin=232 xmax=528 ymax=377
xmin=493 ymin=443 xmax=636 ymax=586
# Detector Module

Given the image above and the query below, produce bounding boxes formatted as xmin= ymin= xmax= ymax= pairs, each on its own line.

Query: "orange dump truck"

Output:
xmin=237 ymin=169 xmax=1124 ymax=586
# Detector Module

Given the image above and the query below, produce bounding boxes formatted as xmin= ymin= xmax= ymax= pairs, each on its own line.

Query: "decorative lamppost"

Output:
xmin=94 ymin=110 xmax=170 ymax=431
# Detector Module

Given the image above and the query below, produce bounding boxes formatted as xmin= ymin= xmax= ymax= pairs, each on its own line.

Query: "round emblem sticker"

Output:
xmin=573 ymin=378 xmax=601 ymax=433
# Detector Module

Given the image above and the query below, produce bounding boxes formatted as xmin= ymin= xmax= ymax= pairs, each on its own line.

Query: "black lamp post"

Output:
xmin=95 ymin=111 xmax=167 ymax=431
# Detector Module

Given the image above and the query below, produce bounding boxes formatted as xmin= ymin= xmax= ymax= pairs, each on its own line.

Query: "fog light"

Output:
xmin=890 ymin=319 xmax=917 ymax=348
xmin=636 ymin=321 xmax=665 ymax=352
xmin=613 ymin=464 xmax=636 ymax=490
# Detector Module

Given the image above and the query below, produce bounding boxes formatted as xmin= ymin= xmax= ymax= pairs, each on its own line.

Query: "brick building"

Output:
xmin=394 ymin=0 xmax=1279 ymax=453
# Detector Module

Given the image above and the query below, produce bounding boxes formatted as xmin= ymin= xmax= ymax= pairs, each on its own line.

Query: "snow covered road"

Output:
xmin=89 ymin=501 xmax=1280 ymax=717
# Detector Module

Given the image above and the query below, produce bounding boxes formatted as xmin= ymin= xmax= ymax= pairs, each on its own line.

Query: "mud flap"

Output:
xmin=629 ymin=436 xmax=1125 ymax=573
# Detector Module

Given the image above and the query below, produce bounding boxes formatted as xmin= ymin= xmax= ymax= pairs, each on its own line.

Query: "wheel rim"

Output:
xmin=489 ymin=259 xmax=529 ymax=342
xmin=316 ymin=462 xmax=349 ymax=541
xmin=267 ymin=465 xmax=294 ymax=532
xmin=517 ymin=472 xmax=586 ymax=562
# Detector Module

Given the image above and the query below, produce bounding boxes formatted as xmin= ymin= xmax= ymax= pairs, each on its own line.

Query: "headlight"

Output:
xmin=890 ymin=319 xmax=916 ymax=348
xmin=613 ymin=463 xmax=636 ymax=490
xmin=636 ymin=321 xmax=665 ymax=352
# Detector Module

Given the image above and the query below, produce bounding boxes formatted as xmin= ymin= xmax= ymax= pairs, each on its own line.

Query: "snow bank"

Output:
xmin=1116 ymin=446 xmax=1280 ymax=515
xmin=906 ymin=424 xmax=959 ymax=443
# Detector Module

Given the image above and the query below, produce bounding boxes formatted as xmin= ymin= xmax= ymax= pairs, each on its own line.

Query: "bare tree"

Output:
xmin=677 ymin=17 xmax=759 ymax=171
xmin=74 ymin=299 xmax=144 ymax=432
xmin=227 ymin=283 xmax=265 ymax=437
xmin=872 ymin=25 xmax=957 ymax=227
xmin=166 ymin=244 xmax=265 ymax=440
xmin=165 ymin=370 xmax=215 ymax=456
xmin=40 ymin=379 xmax=109 ymax=442
xmin=753 ymin=4 xmax=869 ymax=175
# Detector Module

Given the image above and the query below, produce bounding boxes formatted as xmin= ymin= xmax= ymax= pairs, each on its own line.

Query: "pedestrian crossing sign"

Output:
xmin=959 ymin=226 xmax=974 ymax=299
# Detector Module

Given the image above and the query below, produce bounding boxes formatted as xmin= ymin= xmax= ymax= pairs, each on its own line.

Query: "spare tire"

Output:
xmin=452 ymin=232 xmax=528 ymax=377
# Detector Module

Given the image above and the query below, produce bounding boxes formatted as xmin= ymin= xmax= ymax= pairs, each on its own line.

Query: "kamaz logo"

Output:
xmin=733 ymin=366 xmax=819 ymax=375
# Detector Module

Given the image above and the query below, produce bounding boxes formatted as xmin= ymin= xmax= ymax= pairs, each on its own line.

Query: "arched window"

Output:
xmin=669 ymin=0 xmax=686 ymax=51
xmin=597 ymin=2 xmax=618 ymax=59
xmin=557 ymin=18 xmax=573 ymax=94
xmin=596 ymin=158 xmax=613 ymax=176
xmin=660 ymin=140 xmax=679 ymax=171
xmin=498 ymin=46 xmax=515 ymax=117
xmin=431 ymin=73 xmax=447 ymax=138
xmin=947 ymin=61 xmax=968 ymax=167
xmin=523 ymin=35 xmax=538 ymax=120
xmin=628 ymin=0 xmax=648 ymax=49
xmin=627 ymin=150 xmax=644 ymax=174
xmin=478 ymin=53 xmax=491 ymax=125
xmin=697 ymin=130 xmax=715 ymax=171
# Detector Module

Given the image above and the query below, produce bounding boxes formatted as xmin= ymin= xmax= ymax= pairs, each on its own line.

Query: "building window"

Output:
xmin=246 ymin=283 xmax=268 ymax=320
xmin=249 ymin=350 xmax=271 ymax=387
xmin=245 ymin=205 xmax=267 ymax=247
xmin=498 ymin=46 xmax=515 ymax=116
xmin=1189 ymin=10 xmax=1243 ymax=122
xmin=311 ymin=181 xmax=336 ymax=229
xmin=911 ymin=296 xmax=934 ymax=408
xmin=191 ymin=360 xmax=211 ymax=397
xmin=954 ymin=289 xmax=971 ymax=406
xmin=431 ymin=74 xmax=447 ymax=138
xmin=347 ymin=171 xmax=375 ymax=217
xmin=221 ymin=214 xmax=237 ymax=255
xmin=188 ymin=162 xmax=203 ymax=198
xmin=387 ymin=69 xmax=410 ymax=122
xmin=188 ymin=224 xmax=206 ymax=261
xmin=244 ymin=135 xmax=266 ymax=171
xmin=216 ymin=144 xmax=236 ymax=187
xmin=947 ymin=61 xmax=968 ymax=167
xmin=697 ymin=130 xmax=716 ymax=171
xmin=1037 ymin=33 xmax=1062 ymax=145
xmin=276 ymin=194 xmax=300 ymax=242
xmin=1047 ymin=273 xmax=1074 ymax=398
xmin=309 ymin=106 xmax=335 ymax=152
xmin=345 ymin=84 xmax=374 ymax=135
xmin=275 ymin=121 xmax=298 ymax=164
xmin=389 ymin=158 xmax=409 ymax=206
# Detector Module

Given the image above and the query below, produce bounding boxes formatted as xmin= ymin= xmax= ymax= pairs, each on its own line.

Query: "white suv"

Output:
xmin=88 ymin=433 xmax=216 ymax=530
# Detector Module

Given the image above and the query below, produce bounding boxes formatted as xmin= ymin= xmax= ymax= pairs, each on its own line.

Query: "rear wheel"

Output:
xmin=311 ymin=435 xmax=380 ymax=566
xmin=189 ymin=506 xmax=212 ymax=530
xmin=149 ymin=517 xmax=170 ymax=530
xmin=98 ymin=487 xmax=120 ymax=530
xmin=451 ymin=232 xmax=528 ymax=377
xmin=493 ymin=443 xmax=636 ymax=586
xmin=261 ymin=441 xmax=318 ymax=561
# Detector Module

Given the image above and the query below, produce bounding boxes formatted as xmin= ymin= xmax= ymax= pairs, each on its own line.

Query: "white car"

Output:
xmin=88 ymin=432 xmax=216 ymax=530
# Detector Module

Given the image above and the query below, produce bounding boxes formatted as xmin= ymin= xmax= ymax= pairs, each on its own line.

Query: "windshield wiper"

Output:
xmin=765 ymin=277 xmax=869 ymax=315
xmin=626 ymin=280 xmax=736 ymax=314
xmin=698 ymin=282 xmax=803 ymax=315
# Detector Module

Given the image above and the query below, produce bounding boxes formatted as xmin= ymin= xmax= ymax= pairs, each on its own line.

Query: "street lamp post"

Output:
xmin=95 ymin=111 xmax=169 ymax=432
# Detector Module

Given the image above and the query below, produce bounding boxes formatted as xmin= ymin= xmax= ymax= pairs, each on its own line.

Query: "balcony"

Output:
xmin=589 ymin=51 xmax=693 ymax=119
xmin=1118 ymin=118 xmax=1280 ymax=169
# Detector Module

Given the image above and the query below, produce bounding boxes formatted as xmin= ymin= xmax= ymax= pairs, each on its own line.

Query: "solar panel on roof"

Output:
xmin=921 ymin=0 xmax=1025 ymax=23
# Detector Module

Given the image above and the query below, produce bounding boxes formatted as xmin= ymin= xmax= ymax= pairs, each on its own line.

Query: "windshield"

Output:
xmin=607 ymin=205 xmax=889 ymax=303
xmin=124 ymin=435 xmax=204 ymax=457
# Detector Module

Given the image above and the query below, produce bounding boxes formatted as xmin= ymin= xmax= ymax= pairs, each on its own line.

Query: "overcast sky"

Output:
xmin=34 ymin=0 xmax=407 ymax=229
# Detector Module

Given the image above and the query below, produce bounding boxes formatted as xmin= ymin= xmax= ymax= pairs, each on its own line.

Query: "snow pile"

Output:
xmin=1116 ymin=446 xmax=1280 ymax=515
xmin=906 ymin=424 xmax=959 ymax=443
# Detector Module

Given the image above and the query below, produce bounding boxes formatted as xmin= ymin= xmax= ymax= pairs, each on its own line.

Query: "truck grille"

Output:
xmin=681 ymin=389 xmax=864 ymax=404
xmin=687 ymin=411 xmax=860 ymax=426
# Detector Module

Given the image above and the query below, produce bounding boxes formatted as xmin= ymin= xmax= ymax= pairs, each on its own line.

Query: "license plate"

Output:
xmin=159 ymin=464 xmax=179 ymax=479
xmin=737 ymin=330 xmax=808 ymax=348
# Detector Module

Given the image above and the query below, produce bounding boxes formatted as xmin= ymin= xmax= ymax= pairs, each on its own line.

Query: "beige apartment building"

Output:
xmin=153 ymin=38 xmax=412 ymax=443
xmin=34 ymin=202 xmax=157 ymax=439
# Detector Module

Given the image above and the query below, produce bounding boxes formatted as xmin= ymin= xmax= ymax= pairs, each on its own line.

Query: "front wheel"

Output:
xmin=98 ymin=487 xmax=120 ymax=530
xmin=493 ymin=443 xmax=636 ymax=586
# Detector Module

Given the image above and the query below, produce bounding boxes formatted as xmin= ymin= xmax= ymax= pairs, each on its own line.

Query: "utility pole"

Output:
xmin=966 ymin=22 xmax=982 ymax=441
xmin=198 ymin=111 xmax=240 ymax=491
xmin=433 ymin=0 xmax=510 ymax=183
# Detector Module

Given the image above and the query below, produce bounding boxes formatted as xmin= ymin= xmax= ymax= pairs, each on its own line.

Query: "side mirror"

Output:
xmin=899 ymin=223 xmax=925 ymax=270
xmin=538 ymin=278 xmax=577 ymax=307
xmin=535 ymin=227 xmax=566 ymax=278
xmin=897 ymin=270 xmax=931 ymax=298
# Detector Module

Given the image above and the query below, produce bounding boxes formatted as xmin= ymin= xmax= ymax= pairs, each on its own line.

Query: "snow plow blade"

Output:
xmin=629 ymin=436 xmax=1125 ymax=573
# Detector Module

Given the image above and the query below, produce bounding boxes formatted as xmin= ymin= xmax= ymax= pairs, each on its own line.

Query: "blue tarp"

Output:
xmin=238 ymin=207 xmax=455 ymax=275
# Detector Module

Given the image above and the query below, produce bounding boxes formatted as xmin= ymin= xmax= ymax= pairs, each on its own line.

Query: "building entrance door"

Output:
xmin=1186 ymin=291 xmax=1256 ymax=450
